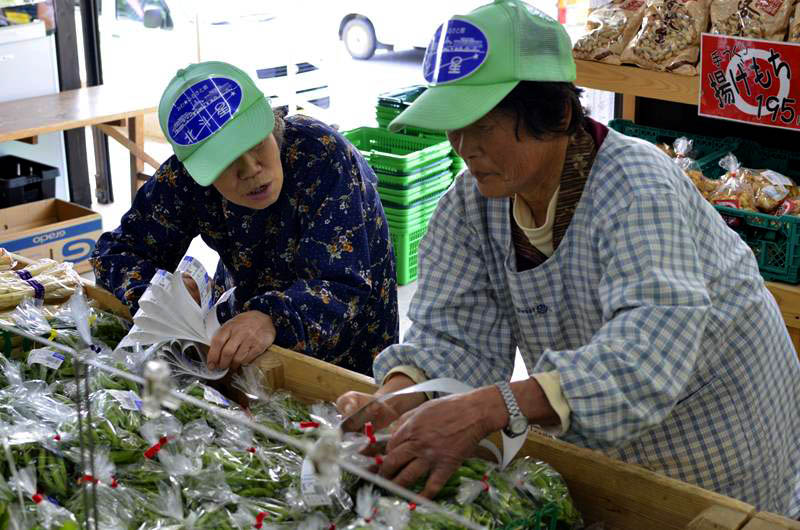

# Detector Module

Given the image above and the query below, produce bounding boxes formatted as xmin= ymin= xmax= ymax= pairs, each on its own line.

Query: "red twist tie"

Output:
xmin=374 ymin=455 xmax=383 ymax=467
xmin=111 ymin=477 xmax=119 ymax=489
xmin=144 ymin=444 xmax=159 ymax=460
xmin=364 ymin=422 xmax=377 ymax=445
xmin=31 ymin=493 xmax=43 ymax=504
xmin=481 ymin=474 xmax=490 ymax=492
xmin=299 ymin=421 xmax=320 ymax=429
xmin=408 ymin=502 xmax=417 ymax=511
xmin=247 ymin=447 xmax=256 ymax=454
xmin=144 ymin=436 xmax=169 ymax=459
xmin=53 ymin=434 xmax=61 ymax=441
xmin=254 ymin=512 xmax=267 ymax=529
xmin=79 ymin=474 xmax=97 ymax=484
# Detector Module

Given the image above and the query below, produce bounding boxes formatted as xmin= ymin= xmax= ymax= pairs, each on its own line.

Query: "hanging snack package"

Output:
xmin=710 ymin=0 xmax=793 ymax=41
xmin=709 ymin=154 xmax=757 ymax=210
xmin=573 ymin=0 xmax=647 ymax=65
xmin=621 ymin=0 xmax=711 ymax=75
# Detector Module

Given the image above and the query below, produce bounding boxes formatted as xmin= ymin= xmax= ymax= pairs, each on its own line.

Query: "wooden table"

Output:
xmin=0 ymin=84 xmax=159 ymax=200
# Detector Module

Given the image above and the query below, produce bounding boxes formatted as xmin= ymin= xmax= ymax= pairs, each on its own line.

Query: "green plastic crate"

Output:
xmin=451 ymin=154 xmax=466 ymax=174
xmin=376 ymin=106 xmax=401 ymax=119
xmin=378 ymin=172 xmax=453 ymax=204
xmin=702 ymin=140 xmax=800 ymax=284
xmin=713 ymin=205 xmax=800 ymax=284
xmin=386 ymin=209 xmax=434 ymax=229
xmin=609 ymin=120 xmax=739 ymax=172
xmin=384 ymin=196 xmax=441 ymax=222
xmin=389 ymin=222 xmax=429 ymax=285
xmin=377 ymin=85 xmax=427 ymax=110
xmin=376 ymin=158 xmax=452 ymax=188
xmin=704 ymin=140 xmax=800 ymax=181
xmin=376 ymin=113 xmax=446 ymax=137
xmin=343 ymin=127 xmax=452 ymax=175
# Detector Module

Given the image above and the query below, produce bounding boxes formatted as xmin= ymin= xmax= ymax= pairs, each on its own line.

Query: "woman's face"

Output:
xmin=446 ymin=109 xmax=568 ymax=199
xmin=212 ymin=133 xmax=284 ymax=209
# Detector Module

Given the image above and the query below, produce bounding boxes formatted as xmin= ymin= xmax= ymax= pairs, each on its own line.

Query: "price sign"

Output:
xmin=699 ymin=33 xmax=800 ymax=131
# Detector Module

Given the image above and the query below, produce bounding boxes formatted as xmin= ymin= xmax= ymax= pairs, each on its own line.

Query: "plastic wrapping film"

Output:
xmin=0 ymin=269 xmax=590 ymax=530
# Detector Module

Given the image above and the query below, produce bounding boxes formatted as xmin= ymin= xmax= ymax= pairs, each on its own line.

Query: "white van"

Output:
xmin=97 ymin=0 xmax=330 ymax=113
xmin=333 ymin=0 xmax=557 ymax=60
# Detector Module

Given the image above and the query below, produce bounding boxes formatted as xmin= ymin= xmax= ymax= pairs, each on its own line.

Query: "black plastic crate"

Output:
xmin=0 ymin=155 xmax=59 ymax=208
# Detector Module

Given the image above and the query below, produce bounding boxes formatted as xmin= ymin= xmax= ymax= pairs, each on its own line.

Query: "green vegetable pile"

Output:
xmin=0 ymin=296 xmax=583 ymax=529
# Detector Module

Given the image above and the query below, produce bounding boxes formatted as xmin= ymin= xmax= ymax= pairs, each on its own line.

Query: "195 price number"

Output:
xmin=755 ymin=95 xmax=798 ymax=125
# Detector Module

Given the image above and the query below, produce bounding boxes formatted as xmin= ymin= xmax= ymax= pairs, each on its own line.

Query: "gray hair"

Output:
xmin=272 ymin=108 xmax=286 ymax=148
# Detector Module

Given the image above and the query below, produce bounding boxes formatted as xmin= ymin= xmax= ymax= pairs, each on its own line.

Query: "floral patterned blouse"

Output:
xmin=91 ymin=115 xmax=399 ymax=375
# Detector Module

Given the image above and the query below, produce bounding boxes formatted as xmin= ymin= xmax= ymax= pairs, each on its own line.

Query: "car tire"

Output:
xmin=342 ymin=18 xmax=377 ymax=60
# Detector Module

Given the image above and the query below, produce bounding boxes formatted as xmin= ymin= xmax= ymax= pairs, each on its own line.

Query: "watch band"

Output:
xmin=496 ymin=381 xmax=528 ymax=437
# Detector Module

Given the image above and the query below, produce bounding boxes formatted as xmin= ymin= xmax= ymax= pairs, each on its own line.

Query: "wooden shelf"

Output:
xmin=575 ymin=60 xmax=699 ymax=106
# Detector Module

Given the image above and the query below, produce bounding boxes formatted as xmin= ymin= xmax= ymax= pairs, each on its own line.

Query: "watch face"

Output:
xmin=510 ymin=417 xmax=528 ymax=435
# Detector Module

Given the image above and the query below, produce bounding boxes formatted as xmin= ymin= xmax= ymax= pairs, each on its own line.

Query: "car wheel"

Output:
xmin=343 ymin=18 xmax=377 ymax=60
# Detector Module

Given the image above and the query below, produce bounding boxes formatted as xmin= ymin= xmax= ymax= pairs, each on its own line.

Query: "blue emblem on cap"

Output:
xmin=168 ymin=77 xmax=243 ymax=146
xmin=423 ymin=19 xmax=489 ymax=85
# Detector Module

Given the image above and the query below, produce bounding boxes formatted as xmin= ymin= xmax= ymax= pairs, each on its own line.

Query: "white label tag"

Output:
xmin=300 ymin=456 xmax=332 ymax=507
xmin=108 ymin=390 xmax=143 ymax=412
xmin=202 ymin=386 xmax=230 ymax=407
xmin=27 ymin=349 xmax=64 ymax=370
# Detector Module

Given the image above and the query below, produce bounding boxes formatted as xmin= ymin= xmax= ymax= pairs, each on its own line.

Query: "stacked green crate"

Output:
xmin=343 ymin=126 xmax=454 ymax=285
xmin=376 ymin=86 xmax=467 ymax=181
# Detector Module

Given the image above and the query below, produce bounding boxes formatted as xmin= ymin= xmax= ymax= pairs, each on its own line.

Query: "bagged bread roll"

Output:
xmin=710 ymin=0 xmax=793 ymax=41
xmin=749 ymin=169 xmax=793 ymax=212
xmin=621 ymin=0 xmax=711 ymax=75
xmin=710 ymin=154 xmax=757 ymax=210
xmin=573 ymin=0 xmax=646 ymax=64
xmin=789 ymin=2 xmax=800 ymax=41
xmin=687 ymin=169 xmax=721 ymax=199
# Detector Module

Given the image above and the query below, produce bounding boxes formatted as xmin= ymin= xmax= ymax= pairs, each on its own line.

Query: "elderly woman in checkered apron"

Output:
xmin=337 ymin=0 xmax=800 ymax=517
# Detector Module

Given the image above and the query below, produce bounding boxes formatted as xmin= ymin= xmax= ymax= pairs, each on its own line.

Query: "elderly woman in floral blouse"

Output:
xmin=91 ymin=61 xmax=398 ymax=375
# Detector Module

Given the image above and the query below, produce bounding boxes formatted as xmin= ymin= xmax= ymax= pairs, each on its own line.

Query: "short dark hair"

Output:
xmin=495 ymin=81 xmax=585 ymax=140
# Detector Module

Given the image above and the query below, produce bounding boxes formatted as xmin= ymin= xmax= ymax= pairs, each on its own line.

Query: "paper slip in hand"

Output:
xmin=117 ymin=256 xmax=236 ymax=351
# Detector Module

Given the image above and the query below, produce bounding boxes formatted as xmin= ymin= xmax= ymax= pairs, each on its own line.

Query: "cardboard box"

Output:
xmin=0 ymin=199 xmax=102 ymax=274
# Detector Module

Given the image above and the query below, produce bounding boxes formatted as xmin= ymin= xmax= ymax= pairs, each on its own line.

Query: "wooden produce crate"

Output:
xmin=16 ymin=251 xmax=790 ymax=530
xmin=254 ymin=347 xmax=761 ymax=530
xmin=743 ymin=512 xmax=800 ymax=530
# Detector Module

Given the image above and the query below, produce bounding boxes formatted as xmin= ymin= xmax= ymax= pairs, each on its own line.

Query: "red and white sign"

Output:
xmin=699 ymin=33 xmax=800 ymax=131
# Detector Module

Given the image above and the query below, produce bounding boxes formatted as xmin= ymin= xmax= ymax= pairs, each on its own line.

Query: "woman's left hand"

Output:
xmin=378 ymin=389 xmax=501 ymax=499
xmin=207 ymin=310 xmax=276 ymax=372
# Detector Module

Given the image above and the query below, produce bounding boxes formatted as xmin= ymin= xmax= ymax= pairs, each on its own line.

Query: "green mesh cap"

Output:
xmin=158 ymin=61 xmax=274 ymax=186
xmin=389 ymin=0 xmax=575 ymax=133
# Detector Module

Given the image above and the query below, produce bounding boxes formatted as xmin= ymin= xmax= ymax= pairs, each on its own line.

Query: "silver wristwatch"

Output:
xmin=496 ymin=381 xmax=528 ymax=438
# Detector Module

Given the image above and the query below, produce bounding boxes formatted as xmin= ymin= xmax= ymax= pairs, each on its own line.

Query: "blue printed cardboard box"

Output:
xmin=0 ymin=199 xmax=102 ymax=274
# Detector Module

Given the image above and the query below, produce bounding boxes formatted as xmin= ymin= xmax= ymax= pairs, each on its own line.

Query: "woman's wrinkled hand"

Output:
xmin=207 ymin=310 xmax=276 ymax=372
xmin=378 ymin=390 xmax=499 ymax=499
